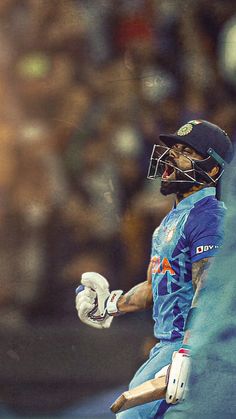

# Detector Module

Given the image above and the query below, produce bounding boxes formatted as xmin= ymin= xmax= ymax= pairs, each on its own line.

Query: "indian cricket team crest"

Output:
xmin=189 ymin=120 xmax=202 ymax=125
xmin=177 ymin=123 xmax=193 ymax=136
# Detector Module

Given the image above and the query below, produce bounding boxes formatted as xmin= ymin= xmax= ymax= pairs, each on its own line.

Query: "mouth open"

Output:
xmin=162 ymin=162 xmax=176 ymax=180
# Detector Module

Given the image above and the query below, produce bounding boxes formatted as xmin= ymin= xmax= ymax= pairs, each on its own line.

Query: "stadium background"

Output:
xmin=0 ymin=0 xmax=236 ymax=418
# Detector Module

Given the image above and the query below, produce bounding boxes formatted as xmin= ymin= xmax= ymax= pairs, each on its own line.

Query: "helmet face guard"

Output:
xmin=147 ymin=145 xmax=224 ymax=185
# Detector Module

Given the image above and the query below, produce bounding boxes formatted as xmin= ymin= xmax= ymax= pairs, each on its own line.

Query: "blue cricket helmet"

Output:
xmin=159 ymin=120 xmax=234 ymax=167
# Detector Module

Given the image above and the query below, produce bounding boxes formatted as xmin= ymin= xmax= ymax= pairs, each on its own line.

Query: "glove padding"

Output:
xmin=75 ymin=272 xmax=123 ymax=329
xmin=165 ymin=346 xmax=191 ymax=404
xmin=76 ymin=285 xmax=111 ymax=329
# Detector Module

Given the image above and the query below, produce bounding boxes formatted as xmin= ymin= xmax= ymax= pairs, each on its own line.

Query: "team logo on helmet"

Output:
xmin=189 ymin=120 xmax=202 ymax=125
xmin=177 ymin=123 xmax=193 ymax=136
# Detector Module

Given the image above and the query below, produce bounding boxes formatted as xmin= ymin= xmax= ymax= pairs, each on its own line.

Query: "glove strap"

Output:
xmin=106 ymin=290 xmax=123 ymax=316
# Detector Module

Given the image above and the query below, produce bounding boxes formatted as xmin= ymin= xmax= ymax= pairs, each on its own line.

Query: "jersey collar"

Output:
xmin=175 ymin=187 xmax=216 ymax=210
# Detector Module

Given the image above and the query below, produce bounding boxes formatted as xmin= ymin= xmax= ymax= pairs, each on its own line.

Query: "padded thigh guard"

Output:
xmin=166 ymin=351 xmax=191 ymax=404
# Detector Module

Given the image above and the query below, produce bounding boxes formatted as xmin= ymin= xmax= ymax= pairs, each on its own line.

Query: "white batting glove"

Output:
xmin=165 ymin=345 xmax=191 ymax=404
xmin=75 ymin=272 xmax=123 ymax=329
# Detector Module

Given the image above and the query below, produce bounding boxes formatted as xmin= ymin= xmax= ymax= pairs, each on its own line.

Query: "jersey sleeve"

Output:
xmin=185 ymin=208 xmax=225 ymax=262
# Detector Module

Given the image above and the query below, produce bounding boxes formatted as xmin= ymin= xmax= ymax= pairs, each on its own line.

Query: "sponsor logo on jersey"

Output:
xmin=151 ymin=256 xmax=175 ymax=275
xmin=196 ymin=244 xmax=220 ymax=254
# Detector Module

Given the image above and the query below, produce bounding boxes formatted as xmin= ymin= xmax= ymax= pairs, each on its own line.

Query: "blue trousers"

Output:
xmin=116 ymin=339 xmax=183 ymax=419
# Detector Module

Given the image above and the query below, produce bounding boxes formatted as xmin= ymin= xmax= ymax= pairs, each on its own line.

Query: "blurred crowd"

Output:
xmin=0 ymin=0 xmax=236 ymax=329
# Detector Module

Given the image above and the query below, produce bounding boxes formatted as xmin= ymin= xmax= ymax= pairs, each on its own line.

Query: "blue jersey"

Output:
xmin=151 ymin=187 xmax=226 ymax=341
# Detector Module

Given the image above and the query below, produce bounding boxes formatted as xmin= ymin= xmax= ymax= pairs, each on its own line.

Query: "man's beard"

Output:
xmin=160 ymin=169 xmax=196 ymax=196
xmin=160 ymin=179 xmax=194 ymax=196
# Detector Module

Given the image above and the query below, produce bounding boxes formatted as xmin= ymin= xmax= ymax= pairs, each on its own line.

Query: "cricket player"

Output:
xmin=75 ymin=120 xmax=233 ymax=418
xmin=164 ymin=155 xmax=236 ymax=419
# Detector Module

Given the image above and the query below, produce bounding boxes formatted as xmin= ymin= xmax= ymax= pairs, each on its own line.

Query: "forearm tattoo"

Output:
xmin=191 ymin=257 xmax=212 ymax=307
xmin=123 ymin=283 xmax=148 ymax=307
xmin=119 ymin=282 xmax=153 ymax=311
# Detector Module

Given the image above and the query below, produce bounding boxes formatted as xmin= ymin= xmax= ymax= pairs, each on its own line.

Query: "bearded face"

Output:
xmin=147 ymin=142 xmax=220 ymax=198
xmin=159 ymin=143 xmax=205 ymax=196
